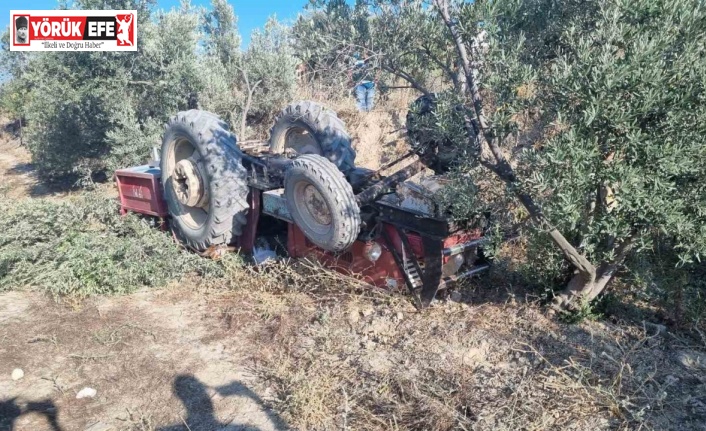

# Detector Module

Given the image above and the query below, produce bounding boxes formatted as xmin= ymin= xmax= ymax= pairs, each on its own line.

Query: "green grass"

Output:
xmin=0 ymin=192 xmax=225 ymax=296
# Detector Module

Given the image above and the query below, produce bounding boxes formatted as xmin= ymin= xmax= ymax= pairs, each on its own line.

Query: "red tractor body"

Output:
xmin=115 ymin=162 xmax=490 ymax=307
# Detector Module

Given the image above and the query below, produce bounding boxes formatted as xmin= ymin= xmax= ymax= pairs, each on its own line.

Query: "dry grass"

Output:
xmin=197 ymin=259 xmax=706 ymax=431
xmin=295 ymin=83 xmax=415 ymax=170
xmin=0 ymin=197 xmax=703 ymax=430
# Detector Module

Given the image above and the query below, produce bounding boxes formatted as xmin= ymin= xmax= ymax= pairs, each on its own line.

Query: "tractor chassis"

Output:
xmin=240 ymin=149 xmax=491 ymax=307
xmin=116 ymin=148 xmax=490 ymax=308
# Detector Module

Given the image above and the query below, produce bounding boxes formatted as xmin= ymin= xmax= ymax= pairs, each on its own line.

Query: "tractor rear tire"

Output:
xmin=161 ymin=110 xmax=249 ymax=251
xmin=269 ymin=101 xmax=356 ymax=174
xmin=284 ymin=154 xmax=361 ymax=252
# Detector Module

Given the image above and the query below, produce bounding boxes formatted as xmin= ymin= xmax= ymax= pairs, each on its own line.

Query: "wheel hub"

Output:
xmin=173 ymin=158 xmax=208 ymax=207
xmin=286 ymin=128 xmax=323 ymax=156
xmin=302 ymin=184 xmax=332 ymax=225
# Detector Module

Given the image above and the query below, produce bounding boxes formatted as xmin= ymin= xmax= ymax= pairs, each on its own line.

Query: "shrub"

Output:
xmin=242 ymin=17 xmax=299 ymax=122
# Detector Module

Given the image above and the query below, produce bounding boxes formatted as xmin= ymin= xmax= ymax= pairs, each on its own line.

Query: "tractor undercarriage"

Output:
xmin=115 ymin=100 xmax=491 ymax=308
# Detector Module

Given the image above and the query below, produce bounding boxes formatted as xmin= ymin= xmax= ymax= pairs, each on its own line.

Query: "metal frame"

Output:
xmin=117 ymin=149 xmax=492 ymax=309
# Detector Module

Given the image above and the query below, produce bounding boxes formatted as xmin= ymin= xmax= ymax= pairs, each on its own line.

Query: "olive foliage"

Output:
xmin=0 ymin=0 xmax=299 ymax=181
xmin=481 ymin=0 xmax=706 ymax=302
xmin=294 ymin=0 xmax=456 ymax=95
xmin=3 ymin=0 xmax=203 ymax=181
xmin=302 ymin=0 xmax=706 ymax=321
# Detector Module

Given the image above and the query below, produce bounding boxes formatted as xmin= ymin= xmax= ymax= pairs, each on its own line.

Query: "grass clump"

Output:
xmin=0 ymin=192 xmax=222 ymax=296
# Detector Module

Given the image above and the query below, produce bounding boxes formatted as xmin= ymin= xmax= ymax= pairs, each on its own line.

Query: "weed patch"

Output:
xmin=0 ymin=192 xmax=222 ymax=296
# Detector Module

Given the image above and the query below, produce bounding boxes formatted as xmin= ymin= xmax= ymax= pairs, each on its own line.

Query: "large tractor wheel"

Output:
xmin=284 ymin=154 xmax=361 ymax=252
xmin=161 ymin=110 xmax=249 ymax=251
xmin=269 ymin=101 xmax=356 ymax=174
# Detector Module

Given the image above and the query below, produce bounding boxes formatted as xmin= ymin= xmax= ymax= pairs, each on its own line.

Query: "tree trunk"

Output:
xmin=237 ymin=67 xmax=261 ymax=140
xmin=457 ymin=62 xmax=468 ymax=94
xmin=433 ymin=0 xmax=599 ymax=310
xmin=553 ymin=235 xmax=637 ymax=310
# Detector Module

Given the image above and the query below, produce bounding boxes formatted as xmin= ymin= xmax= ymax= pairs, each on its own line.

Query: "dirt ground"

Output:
xmin=0 ymin=137 xmax=44 ymax=199
xmin=0 ymin=288 xmax=287 ymax=431
xmin=4 ymin=274 xmax=706 ymax=431
xmin=2 ymin=117 xmax=706 ymax=431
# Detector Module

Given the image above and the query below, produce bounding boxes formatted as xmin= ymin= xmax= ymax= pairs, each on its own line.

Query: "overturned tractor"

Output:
xmin=116 ymin=100 xmax=490 ymax=308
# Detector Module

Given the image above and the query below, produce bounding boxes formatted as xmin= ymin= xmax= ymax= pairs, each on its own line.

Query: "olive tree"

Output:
xmin=304 ymin=0 xmax=706 ymax=312
xmin=202 ymin=0 xmax=241 ymax=65
xmin=433 ymin=0 xmax=706 ymax=310
xmin=200 ymin=1 xmax=298 ymax=137
xmin=294 ymin=0 xmax=458 ymax=96
xmin=7 ymin=0 xmax=204 ymax=180
xmin=0 ymin=29 xmax=33 ymax=142
xmin=198 ymin=0 xmax=245 ymax=125
xmin=242 ymin=17 xmax=299 ymax=122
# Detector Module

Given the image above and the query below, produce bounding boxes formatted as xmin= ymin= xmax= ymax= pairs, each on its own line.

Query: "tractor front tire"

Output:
xmin=284 ymin=154 xmax=361 ymax=252
xmin=270 ymin=101 xmax=356 ymax=174
xmin=161 ymin=110 xmax=249 ymax=251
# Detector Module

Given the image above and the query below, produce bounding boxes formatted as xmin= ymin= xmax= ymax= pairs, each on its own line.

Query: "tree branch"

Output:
xmin=586 ymin=234 xmax=638 ymax=301
xmin=433 ymin=0 xmax=597 ymax=283
xmin=380 ymin=64 xmax=431 ymax=97
xmin=419 ymin=45 xmax=459 ymax=90
xmin=236 ymin=66 xmax=261 ymax=140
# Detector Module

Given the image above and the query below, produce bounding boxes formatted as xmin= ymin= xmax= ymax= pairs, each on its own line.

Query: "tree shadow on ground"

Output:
xmin=0 ymin=398 xmax=63 ymax=431
xmin=455 ymin=261 xmax=700 ymax=351
xmin=5 ymin=161 xmax=84 ymax=198
xmin=157 ymin=375 xmax=288 ymax=431
xmin=437 ymin=257 xmax=706 ymax=429
xmin=7 ymin=163 xmax=34 ymax=175
xmin=450 ymin=260 xmax=543 ymax=307
xmin=2 ymin=119 xmax=25 ymax=136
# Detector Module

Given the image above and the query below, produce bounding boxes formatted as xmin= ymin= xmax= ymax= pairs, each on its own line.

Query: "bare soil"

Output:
xmin=0 ymin=288 xmax=287 ymax=431
xmin=0 ymin=138 xmax=44 ymax=199
xmin=0 ymin=129 xmax=286 ymax=431
xmin=0 ymin=134 xmax=78 ymax=200
xmin=1 ymin=118 xmax=705 ymax=431
xmin=5 ymin=276 xmax=704 ymax=431
xmin=233 ymin=279 xmax=706 ymax=431
xmin=294 ymin=86 xmax=411 ymax=171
